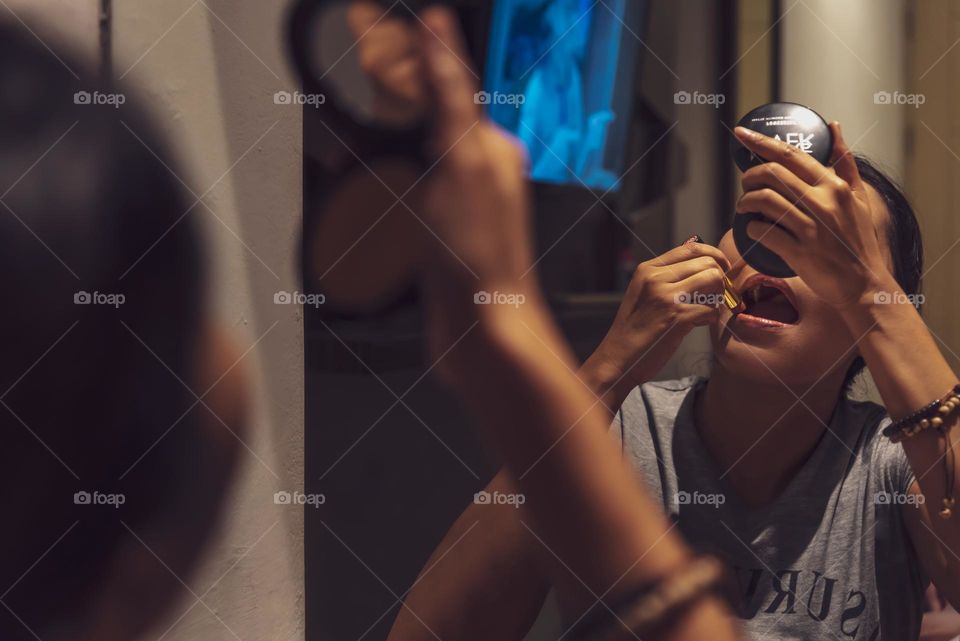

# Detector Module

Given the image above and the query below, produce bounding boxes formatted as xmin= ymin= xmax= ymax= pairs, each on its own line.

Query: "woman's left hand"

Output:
xmin=733 ymin=122 xmax=895 ymax=309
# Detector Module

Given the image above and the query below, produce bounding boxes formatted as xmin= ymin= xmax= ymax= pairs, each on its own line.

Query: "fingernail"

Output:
xmin=735 ymin=126 xmax=759 ymax=141
xmin=684 ymin=234 xmax=703 ymax=245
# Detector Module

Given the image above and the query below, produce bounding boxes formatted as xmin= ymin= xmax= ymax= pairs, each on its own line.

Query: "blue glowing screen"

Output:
xmin=481 ymin=0 xmax=644 ymax=191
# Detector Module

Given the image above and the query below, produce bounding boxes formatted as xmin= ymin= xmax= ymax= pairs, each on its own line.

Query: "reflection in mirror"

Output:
xmin=309 ymin=1 xmax=428 ymax=129
xmin=311 ymin=159 xmax=426 ymax=313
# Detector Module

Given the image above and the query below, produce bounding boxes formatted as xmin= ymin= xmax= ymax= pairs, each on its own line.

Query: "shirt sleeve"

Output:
xmin=875 ymin=415 xmax=918 ymax=495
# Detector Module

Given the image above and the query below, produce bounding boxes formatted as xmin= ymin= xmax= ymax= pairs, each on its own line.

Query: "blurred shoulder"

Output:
xmin=618 ymin=376 xmax=705 ymax=432
xmin=621 ymin=376 xmax=704 ymax=413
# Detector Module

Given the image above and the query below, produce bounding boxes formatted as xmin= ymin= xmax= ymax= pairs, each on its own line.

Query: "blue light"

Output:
xmin=481 ymin=0 xmax=643 ymax=191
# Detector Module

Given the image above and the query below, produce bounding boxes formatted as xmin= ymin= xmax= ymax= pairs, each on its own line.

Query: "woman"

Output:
xmin=584 ymin=134 xmax=938 ymax=640
xmin=0 ymin=20 xmax=247 ymax=641
xmin=388 ymin=64 xmax=960 ymax=641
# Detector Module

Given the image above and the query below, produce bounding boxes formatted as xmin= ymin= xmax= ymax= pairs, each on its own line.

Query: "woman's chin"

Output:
xmin=711 ymin=337 xmax=801 ymax=387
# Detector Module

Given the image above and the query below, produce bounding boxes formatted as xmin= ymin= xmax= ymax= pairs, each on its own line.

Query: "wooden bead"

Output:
xmin=939 ymin=404 xmax=952 ymax=415
xmin=921 ymin=419 xmax=931 ymax=430
xmin=940 ymin=507 xmax=952 ymax=519
xmin=946 ymin=497 xmax=957 ymax=507
xmin=932 ymin=416 xmax=944 ymax=428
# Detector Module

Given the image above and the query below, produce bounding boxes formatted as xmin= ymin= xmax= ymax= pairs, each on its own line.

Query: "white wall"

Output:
xmin=2 ymin=1 xmax=308 ymax=639
xmin=781 ymin=0 xmax=906 ymax=402
xmin=781 ymin=0 xmax=907 ymax=176
xmin=112 ymin=2 xmax=306 ymax=640
xmin=666 ymin=0 xmax=725 ymax=378
xmin=2 ymin=0 xmax=99 ymax=51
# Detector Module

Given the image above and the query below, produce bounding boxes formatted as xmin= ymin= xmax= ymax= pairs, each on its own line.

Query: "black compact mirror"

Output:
xmin=730 ymin=102 xmax=833 ymax=278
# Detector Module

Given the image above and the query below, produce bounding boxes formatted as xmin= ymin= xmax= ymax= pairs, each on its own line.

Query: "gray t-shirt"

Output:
xmin=612 ymin=377 xmax=926 ymax=641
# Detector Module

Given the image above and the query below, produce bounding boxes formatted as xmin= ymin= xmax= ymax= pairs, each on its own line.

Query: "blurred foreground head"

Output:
xmin=0 ymin=19 xmax=242 ymax=641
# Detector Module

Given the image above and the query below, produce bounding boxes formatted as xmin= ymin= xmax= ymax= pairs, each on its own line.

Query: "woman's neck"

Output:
xmin=696 ymin=363 xmax=848 ymax=507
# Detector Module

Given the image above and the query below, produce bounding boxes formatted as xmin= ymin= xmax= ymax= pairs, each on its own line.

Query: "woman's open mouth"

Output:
xmin=734 ymin=274 xmax=799 ymax=330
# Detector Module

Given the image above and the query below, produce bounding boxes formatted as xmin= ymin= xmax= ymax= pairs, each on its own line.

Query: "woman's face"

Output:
xmin=709 ymin=184 xmax=893 ymax=389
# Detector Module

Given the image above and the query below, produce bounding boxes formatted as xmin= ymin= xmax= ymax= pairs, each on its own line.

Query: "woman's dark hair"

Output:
xmin=0 ymin=21 xmax=218 ymax=640
xmin=842 ymin=155 xmax=924 ymax=391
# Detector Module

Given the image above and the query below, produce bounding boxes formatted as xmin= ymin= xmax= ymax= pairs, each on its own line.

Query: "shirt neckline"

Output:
xmin=671 ymin=377 xmax=858 ymax=521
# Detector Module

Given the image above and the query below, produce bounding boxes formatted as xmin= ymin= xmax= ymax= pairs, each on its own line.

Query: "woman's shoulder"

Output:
xmin=838 ymin=395 xmax=891 ymax=441
xmin=836 ymin=396 xmax=915 ymax=487
xmin=619 ymin=376 xmax=704 ymax=423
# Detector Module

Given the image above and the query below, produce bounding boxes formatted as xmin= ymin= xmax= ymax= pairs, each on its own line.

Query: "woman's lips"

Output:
xmin=733 ymin=312 xmax=790 ymax=330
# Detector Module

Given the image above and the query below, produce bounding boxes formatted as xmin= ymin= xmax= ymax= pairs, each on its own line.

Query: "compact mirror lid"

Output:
xmin=730 ymin=101 xmax=833 ymax=172
xmin=730 ymin=102 xmax=833 ymax=278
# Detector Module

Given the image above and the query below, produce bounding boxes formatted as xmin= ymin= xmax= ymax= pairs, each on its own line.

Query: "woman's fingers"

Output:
xmin=734 ymin=126 xmax=831 ymax=187
xmin=736 ymin=188 xmax=816 ymax=242
xmin=643 ymin=240 xmax=732 ymax=273
xmin=674 ymin=268 xmax=723 ymax=304
xmin=420 ymin=7 xmax=481 ymax=150
xmin=669 ymin=268 xmax=725 ymax=325
xmin=649 ymin=255 xmax=727 ymax=284
xmin=745 ymin=218 xmax=801 ymax=263
xmin=828 ymin=122 xmax=865 ymax=191
xmin=740 ymin=162 xmax=815 ymax=212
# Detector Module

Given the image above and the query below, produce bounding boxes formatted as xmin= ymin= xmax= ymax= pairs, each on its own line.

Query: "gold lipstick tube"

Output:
xmin=687 ymin=235 xmax=744 ymax=313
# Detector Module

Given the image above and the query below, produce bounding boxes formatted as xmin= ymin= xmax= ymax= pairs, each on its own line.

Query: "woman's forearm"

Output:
xmin=440 ymin=292 xmax=738 ymax=640
xmin=840 ymin=277 xmax=960 ymax=579
xmin=840 ymin=277 xmax=956 ymax=416
xmin=386 ymin=472 xmax=550 ymax=641
xmin=579 ymin=348 xmax=637 ymax=418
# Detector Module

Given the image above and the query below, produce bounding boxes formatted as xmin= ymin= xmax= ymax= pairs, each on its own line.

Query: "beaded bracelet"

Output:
xmin=884 ymin=384 xmax=960 ymax=519
xmin=883 ymin=383 xmax=960 ymax=441
xmin=569 ymin=556 xmax=727 ymax=641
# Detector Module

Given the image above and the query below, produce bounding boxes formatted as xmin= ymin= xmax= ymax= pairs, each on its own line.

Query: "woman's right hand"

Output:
xmin=581 ymin=240 xmax=732 ymax=412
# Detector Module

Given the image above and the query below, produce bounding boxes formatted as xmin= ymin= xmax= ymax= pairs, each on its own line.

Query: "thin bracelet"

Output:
xmin=569 ymin=556 xmax=727 ymax=641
